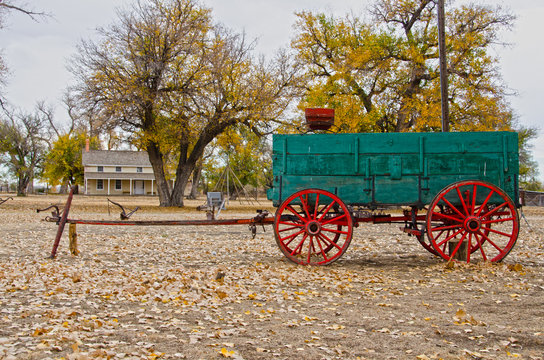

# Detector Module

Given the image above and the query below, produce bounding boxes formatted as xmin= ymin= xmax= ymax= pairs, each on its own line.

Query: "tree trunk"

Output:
xmin=17 ymin=174 xmax=29 ymax=196
xmin=146 ymin=120 xmax=236 ymax=207
xmin=169 ymin=132 xmax=214 ymax=207
xmin=188 ymin=163 xmax=202 ymax=199
xmin=146 ymin=141 xmax=172 ymax=207
xmin=170 ymin=169 xmax=192 ymax=207
xmin=26 ymin=176 xmax=34 ymax=194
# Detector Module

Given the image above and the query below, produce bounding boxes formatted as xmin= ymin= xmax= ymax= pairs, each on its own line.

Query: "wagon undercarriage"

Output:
xmin=43 ymin=180 xmax=519 ymax=267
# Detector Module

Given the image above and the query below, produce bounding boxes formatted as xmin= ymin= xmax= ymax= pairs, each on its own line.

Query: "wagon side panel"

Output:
xmin=268 ymin=132 xmax=519 ymax=208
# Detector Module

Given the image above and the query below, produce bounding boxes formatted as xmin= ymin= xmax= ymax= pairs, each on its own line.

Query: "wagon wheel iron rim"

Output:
xmin=426 ymin=180 xmax=519 ymax=263
xmin=274 ymin=189 xmax=353 ymax=265
xmin=416 ymin=232 xmax=440 ymax=256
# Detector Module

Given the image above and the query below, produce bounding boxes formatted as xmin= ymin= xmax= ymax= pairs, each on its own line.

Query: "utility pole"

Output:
xmin=437 ymin=0 xmax=449 ymax=132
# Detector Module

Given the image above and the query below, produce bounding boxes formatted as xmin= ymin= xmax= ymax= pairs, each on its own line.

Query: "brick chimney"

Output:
xmin=85 ymin=138 xmax=90 ymax=152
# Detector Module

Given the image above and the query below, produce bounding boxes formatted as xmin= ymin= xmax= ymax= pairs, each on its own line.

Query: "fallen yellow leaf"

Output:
xmin=220 ymin=347 xmax=235 ymax=358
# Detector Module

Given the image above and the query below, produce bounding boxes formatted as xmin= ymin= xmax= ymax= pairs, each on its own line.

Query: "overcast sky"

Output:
xmin=1 ymin=0 xmax=543 ymax=182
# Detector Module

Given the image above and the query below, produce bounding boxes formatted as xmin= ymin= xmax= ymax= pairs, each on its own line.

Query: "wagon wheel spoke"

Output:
xmin=474 ymin=232 xmax=488 ymax=261
xmin=428 ymin=223 xmax=463 ymax=232
xmin=290 ymin=233 xmax=308 ymax=256
xmin=321 ymin=227 xmax=349 ymax=236
xmin=314 ymin=236 xmax=329 ymax=262
xmin=448 ymin=231 xmax=468 ymax=262
xmin=278 ymin=223 xmax=304 ymax=232
xmin=280 ymin=228 xmax=306 ymax=247
xmin=317 ymin=200 xmax=337 ymax=222
xmin=320 ymin=225 xmax=344 ymax=253
xmin=317 ymin=233 xmax=343 ymax=251
xmin=321 ymin=213 xmax=346 ymax=227
xmin=435 ymin=228 xmax=464 ymax=249
xmin=286 ymin=205 xmax=309 ymax=224
xmin=471 ymin=184 xmax=478 ymax=215
xmin=477 ymin=230 xmax=506 ymax=254
xmin=300 ymin=194 xmax=312 ymax=220
xmin=481 ymin=217 xmax=515 ymax=227
xmin=480 ymin=201 xmax=507 ymax=217
xmin=439 ymin=195 xmax=465 ymax=219
xmin=483 ymin=226 xmax=515 ymax=240
xmin=429 ymin=210 xmax=463 ymax=223
xmin=456 ymin=187 xmax=470 ymax=216
xmin=274 ymin=189 xmax=353 ymax=265
xmin=476 ymin=190 xmax=494 ymax=216
xmin=312 ymin=193 xmax=321 ymax=219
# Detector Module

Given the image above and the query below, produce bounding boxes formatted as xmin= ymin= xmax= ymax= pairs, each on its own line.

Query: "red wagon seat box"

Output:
xmin=305 ymin=108 xmax=334 ymax=131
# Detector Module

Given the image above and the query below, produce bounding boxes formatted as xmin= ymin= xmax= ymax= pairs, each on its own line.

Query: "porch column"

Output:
xmin=85 ymin=178 xmax=87 ymax=195
xmin=107 ymin=179 xmax=110 ymax=196
xmin=130 ymin=179 xmax=132 ymax=195
xmin=151 ymin=179 xmax=154 ymax=195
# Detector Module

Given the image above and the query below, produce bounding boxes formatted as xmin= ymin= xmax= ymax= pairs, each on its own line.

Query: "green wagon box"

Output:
xmin=268 ymin=131 xmax=519 ymax=207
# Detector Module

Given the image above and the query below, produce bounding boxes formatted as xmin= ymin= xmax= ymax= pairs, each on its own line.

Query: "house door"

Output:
xmin=134 ymin=180 xmax=145 ymax=195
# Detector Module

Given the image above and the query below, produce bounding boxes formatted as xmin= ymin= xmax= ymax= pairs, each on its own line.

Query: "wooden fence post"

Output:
xmin=69 ymin=223 xmax=79 ymax=256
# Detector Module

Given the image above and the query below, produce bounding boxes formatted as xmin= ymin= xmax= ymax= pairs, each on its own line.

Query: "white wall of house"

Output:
xmin=85 ymin=178 xmax=157 ymax=196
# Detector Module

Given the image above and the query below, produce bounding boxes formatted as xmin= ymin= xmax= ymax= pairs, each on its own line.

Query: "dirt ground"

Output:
xmin=0 ymin=195 xmax=543 ymax=360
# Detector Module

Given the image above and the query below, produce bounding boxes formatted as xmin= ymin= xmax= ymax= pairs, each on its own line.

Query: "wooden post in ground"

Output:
xmin=449 ymin=240 xmax=467 ymax=261
xmin=69 ymin=223 xmax=79 ymax=256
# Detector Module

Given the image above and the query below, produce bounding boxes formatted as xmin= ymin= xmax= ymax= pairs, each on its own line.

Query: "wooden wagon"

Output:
xmin=267 ymin=129 xmax=520 ymax=265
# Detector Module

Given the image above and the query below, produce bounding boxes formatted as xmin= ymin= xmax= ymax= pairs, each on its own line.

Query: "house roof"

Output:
xmin=82 ymin=150 xmax=151 ymax=167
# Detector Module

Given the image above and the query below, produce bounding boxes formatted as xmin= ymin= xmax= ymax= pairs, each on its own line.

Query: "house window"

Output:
xmin=116 ymin=166 xmax=122 ymax=172
xmin=97 ymin=166 xmax=103 ymax=172
xmin=97 ymin=179 xmax=104 ymax=190
xmin=115 ymin=179 xmax=122 ymax=190
xmin=137 ymin=167 xmax=143 ymax=173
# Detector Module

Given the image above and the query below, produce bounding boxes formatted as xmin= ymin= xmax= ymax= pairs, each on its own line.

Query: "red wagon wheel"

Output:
xmin=274 ymin=189 xmax=353 ymax=265
xmin=426 ymin=180 xmax=519 ymax=263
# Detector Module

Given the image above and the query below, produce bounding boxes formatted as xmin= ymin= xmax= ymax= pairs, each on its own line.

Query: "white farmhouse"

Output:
xmin=82 ymin=149 xmax=158 ymax=196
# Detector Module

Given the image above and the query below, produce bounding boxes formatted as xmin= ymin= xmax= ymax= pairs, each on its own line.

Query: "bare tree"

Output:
xmin=0 ymin=108 xmax=46 ymax=195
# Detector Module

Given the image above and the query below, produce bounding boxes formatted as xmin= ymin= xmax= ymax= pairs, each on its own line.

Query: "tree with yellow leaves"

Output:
xmin=292 ymin=0 xmax=516 ymax=133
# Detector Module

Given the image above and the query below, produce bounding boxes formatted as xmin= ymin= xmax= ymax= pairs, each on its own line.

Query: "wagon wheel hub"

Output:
xmin=306 ymin=220 xmax=322 ymax=236
xmin=464 ymin=216 xmax=481 ymax=233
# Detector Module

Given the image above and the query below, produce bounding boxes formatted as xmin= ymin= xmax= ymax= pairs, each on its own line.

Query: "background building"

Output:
xmin=82 ymin=149 xmax=160 ymax=196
